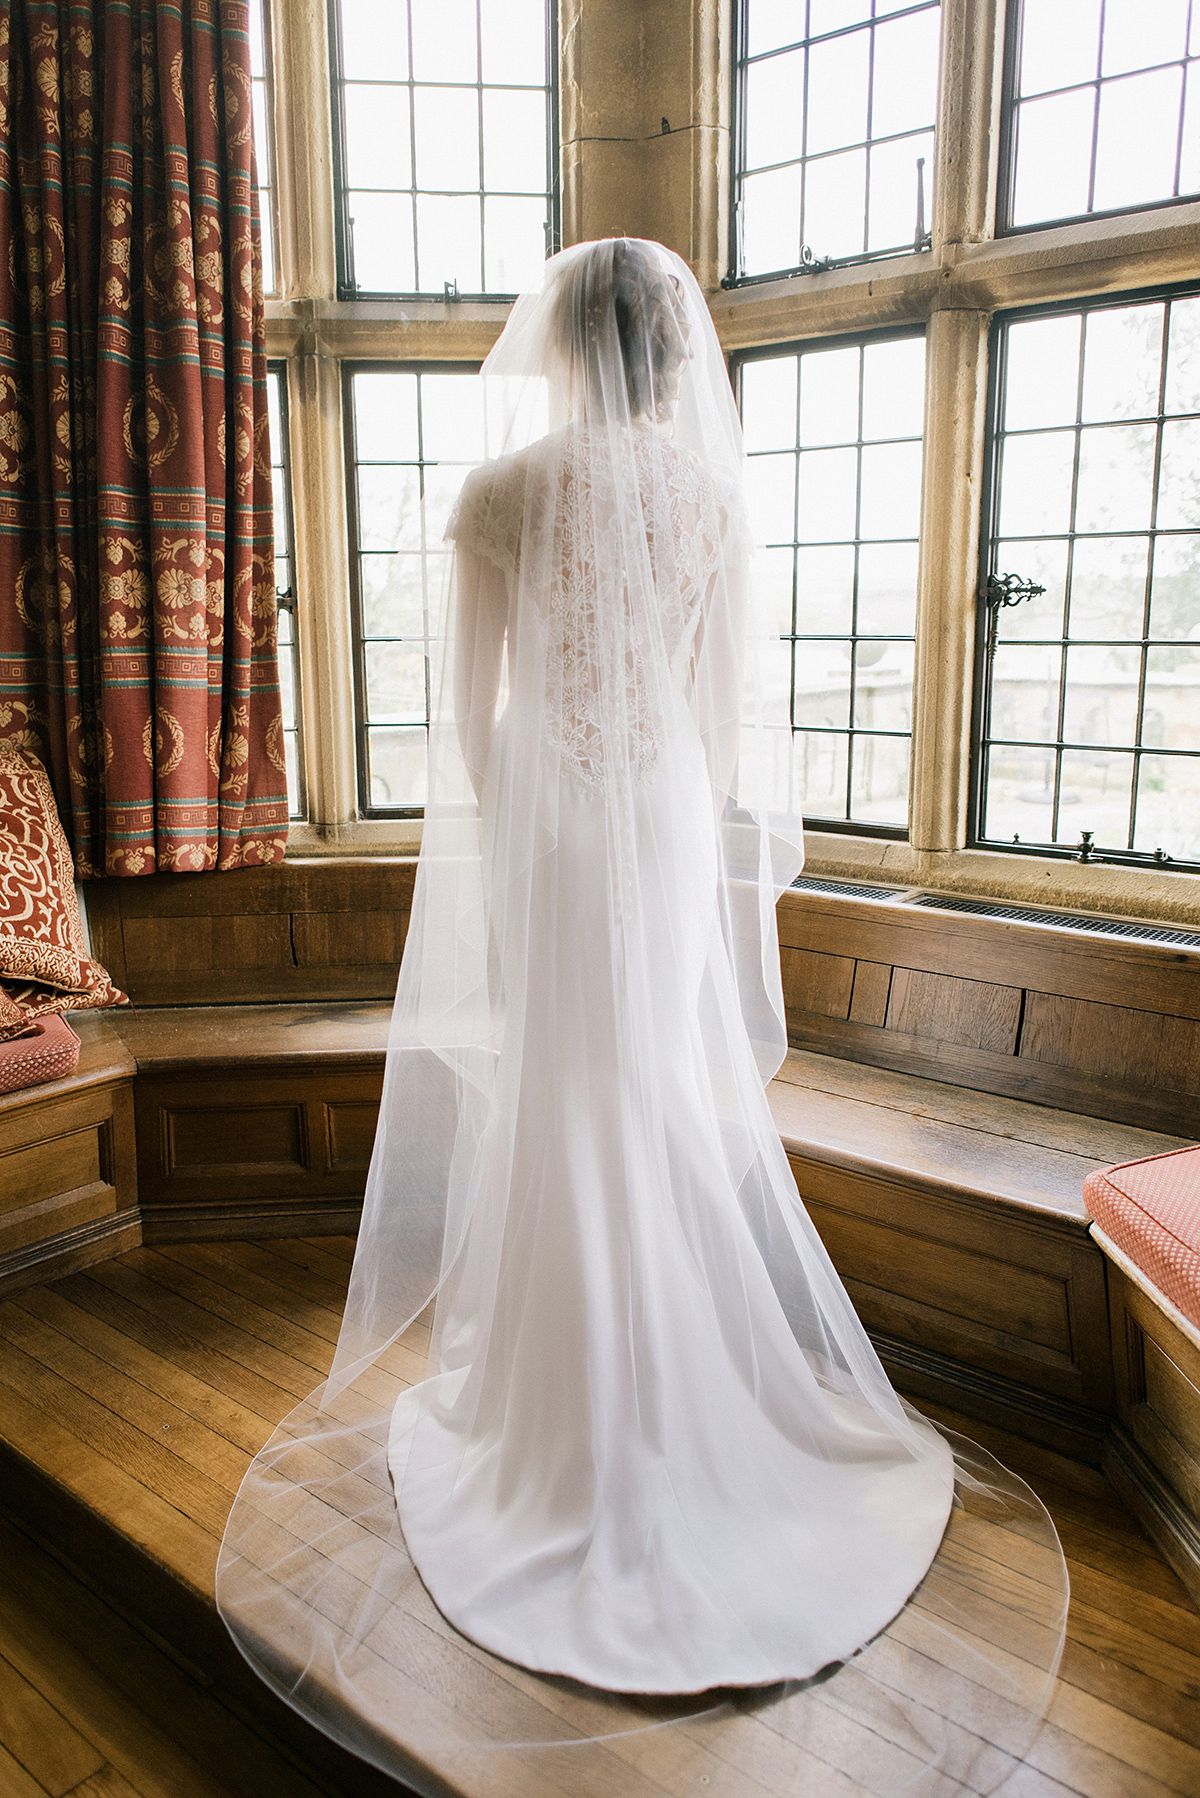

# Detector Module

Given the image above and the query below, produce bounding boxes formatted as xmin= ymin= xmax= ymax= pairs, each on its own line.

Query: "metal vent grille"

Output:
xmin=910 ymin=893 xmax=1200 ymax=950
xmin=791 ymin=875 xmax=906 ymax=902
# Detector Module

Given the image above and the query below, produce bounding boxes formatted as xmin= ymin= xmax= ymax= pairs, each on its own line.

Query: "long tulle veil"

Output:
xmin=216 ymin=241 xmax=1067 ymax=1794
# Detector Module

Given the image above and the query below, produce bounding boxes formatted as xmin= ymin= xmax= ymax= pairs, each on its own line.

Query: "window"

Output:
xmin=738 ymin=330 xmax=925 ymax=830
xmin=1003 ymin=0 xmax=1200 ymax=231
xmin=267 ymin=366 xmax=304 ymax=818
xmin=249 ymin=0 xmax=277 ymax=292
xmin=347 ymin=366 xmax=485 ymax=810
xmin=332 ymin=0 xmax=556 ymax=296
xmin=976 ymin=289 xmax=1200 ymax=868
xmin=731 ymin=0 xmax=941 ymax=281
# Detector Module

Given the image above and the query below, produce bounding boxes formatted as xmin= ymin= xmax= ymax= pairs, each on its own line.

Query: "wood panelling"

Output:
xmin=325 ymin=1100 xmax=381 ymax=1172
xmin=121 ymin=914 xmax=294 ymax=976
xmin=1106 ymin=1259 xmax=1200 ymax=1603
xmin=848 ymin=958 xmax=891 ymax=1025
xmin=292 ymin=909 xmax=407 ymax=968
xmin=790 ymin=1152 xmax=1112 ymax=1411
xmin=83 ymin=859 xmax=417 ymax=1007
xmin=776 ymin=887 xmax=1200 ymax=1019
xmin=134 ymin=1072 xmax=384 ymax=1233
xmin=778 ymin=889 xmax=1200 ymax=1135
xmin=166 ymin=1103 xmax=308 ymax=1176
xmin=886 ymin=966 xmax=1022 ymax=1053
xmin=779 ymin=946 xmax=854 ymax=1020
xmin=1022 ymin=993 xmax=1200 ymax=1095
xmin=0 ymin=1022 xmax=139 ymax=1300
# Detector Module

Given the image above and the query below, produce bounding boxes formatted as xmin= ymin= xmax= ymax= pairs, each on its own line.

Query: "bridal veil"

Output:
xmin=217 ymin=239 xmax=1068 ymax=1795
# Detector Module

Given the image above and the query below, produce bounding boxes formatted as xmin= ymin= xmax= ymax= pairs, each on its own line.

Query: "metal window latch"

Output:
xmin=797 ymin=244 xmax=833 ymax=274
xmin=444 ymin=279 xmax=460 ymax=301
xmin=275 ymin=584 xmax=295 ymax=612
xmin=1076 ymin=830 xmax=1094 ymax=863
xmin=914 ymin=156 xmax=931 ymax=252
xmin=985 ymin=571 xmax=1046 ymax=612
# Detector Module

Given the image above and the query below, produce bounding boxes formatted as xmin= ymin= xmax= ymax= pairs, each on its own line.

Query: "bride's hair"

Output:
xmin=555 ymin=238 xmax=690 ymax=423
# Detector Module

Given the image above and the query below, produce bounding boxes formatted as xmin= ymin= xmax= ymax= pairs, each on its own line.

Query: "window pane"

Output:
xmin=979 ymin=291 xmax=1200 ymax=867
xmin=350 ymin=368 xmax=481 ymax=812
xmin=734 ymin=3 xmax=941 ymax=279
xmin=335 ymin=0 xmax=553 ymax=295
xmin=1006 ymin=0 xmax=1200 ymax=228
xmin=344 ymin=86 xmax=412 ymax=189
xmin=267 ymin=366 xmax=304 ymax=819
xmin=248 ymin=0 xmax=275 ymax=294
xmin=340 ymin=0 xmax=409 ymax=79
xmin=739 ymin=332 xmax=924 ymax=831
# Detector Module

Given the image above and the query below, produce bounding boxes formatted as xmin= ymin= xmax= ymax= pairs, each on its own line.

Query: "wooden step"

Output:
xmin=0 ymin=1239 xmax=1197 ymax=1798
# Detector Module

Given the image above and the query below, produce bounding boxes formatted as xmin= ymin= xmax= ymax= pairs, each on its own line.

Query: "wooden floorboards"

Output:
xmin=0 ymin=1237 xmax=1196 ymax=1798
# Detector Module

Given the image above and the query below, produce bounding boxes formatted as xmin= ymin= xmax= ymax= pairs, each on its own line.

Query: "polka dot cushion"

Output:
xmin=1084 ymin=1146 xmax=1200 ymax=1333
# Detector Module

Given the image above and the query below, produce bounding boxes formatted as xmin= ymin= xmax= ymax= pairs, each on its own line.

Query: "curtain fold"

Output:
xmin=0 ymin=0 xmax=287 ymax=875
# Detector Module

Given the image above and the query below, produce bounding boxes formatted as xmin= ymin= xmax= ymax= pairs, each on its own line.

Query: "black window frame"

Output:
xmin=969 ymin=279 xmax=1200 ymax=873
xmin=996 ymin=0 xmax=1200 ymax=239
xmin=329 ymin=0 xmax=561 ymax=302
xmin=725 ymin=0 xmax=941 ymax=291
xmin=266 ymin=358 xmax=306 ymax=820
xmin=344 ymin=359 xmax=484 ymax=818
xmin=730 ymin=322 xmax=928 ymax=842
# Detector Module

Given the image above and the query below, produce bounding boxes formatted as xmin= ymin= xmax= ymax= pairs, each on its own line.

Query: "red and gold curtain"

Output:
xmin=0 ymin=0 xmax=287 ymax=875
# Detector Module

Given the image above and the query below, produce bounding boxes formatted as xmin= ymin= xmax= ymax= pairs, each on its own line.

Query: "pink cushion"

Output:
xmin=1084 ymin=1146 xmax=1200 ymax=1332
xmin=0 ymin=1013 xmax=80 ymax=1095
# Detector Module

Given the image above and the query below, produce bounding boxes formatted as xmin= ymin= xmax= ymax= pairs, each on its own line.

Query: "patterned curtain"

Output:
xmin=0 ymin=0 xmax=287 ymax=875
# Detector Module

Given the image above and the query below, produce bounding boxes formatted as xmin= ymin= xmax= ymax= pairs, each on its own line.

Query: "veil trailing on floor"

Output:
xmin=217 ymin=240 xmax=1067 ymax=1795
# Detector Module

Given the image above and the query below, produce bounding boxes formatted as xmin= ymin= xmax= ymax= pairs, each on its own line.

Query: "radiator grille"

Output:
xmin=790 ymin=875 xmax=906 ymax=902
xmin=909 ymin=892 xmax=1200 ymax=950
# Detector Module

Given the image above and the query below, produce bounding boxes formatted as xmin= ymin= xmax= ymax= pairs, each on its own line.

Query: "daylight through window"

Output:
xmin=1004 ymin=0 xmax=1200 ymax=230
xmin=977 ymin=290 xmax=1200 ymax=867
xmin=732 ymin=0 xmax=941 ymax=280
xmin=333 ymin=0 xmax=555 ymax=296
xmin=738 ymin=331 xmax=925 ymax=830
xmin=348 ymin=367 xmax=486 ymax=810
xmin=266 ymin=366 xmax=304 ymax=818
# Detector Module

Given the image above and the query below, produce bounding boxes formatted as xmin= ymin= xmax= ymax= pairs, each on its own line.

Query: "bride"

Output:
xmin=218 ymin=238 xmax=1066 ymax=1788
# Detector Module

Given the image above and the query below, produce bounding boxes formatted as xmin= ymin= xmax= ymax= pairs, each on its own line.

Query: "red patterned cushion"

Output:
xmin=1084 ymin=1147 xmax=1200 ymax=1331
xmin=0 ymin=987 xmax=37 ymax=1043
xmin=0 ymin=741 xmax=126 ymax=1023
xmin=0 ymin=741 xmax=86 ymax=989
xmin=0 ymin=1014 xmax=80 ymax=1096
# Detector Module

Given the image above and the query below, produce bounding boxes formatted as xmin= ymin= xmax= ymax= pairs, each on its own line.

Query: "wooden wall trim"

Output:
xmin=0 ymin=1209 xmax=142 ymax=1304
xmin=1103 ymin=1423 xmax=1200 ymax=1608
xmin=873 ymin=1331 xmax=1113 ymax=1467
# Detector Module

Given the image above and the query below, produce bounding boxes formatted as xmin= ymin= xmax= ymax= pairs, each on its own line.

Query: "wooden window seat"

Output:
xmin=3 ymin=860 xmax=1198 ymax=1600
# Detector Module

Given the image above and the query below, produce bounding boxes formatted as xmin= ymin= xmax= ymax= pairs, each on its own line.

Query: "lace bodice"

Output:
xmin=449 ymin=427 xmax=737 ymax=791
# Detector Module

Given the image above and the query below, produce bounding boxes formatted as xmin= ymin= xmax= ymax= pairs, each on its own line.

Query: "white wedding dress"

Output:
xmin=386 ymin=419 xmax=954 ymax=1691
xmin=217 ymin=241 xmax=1067 ymax=1794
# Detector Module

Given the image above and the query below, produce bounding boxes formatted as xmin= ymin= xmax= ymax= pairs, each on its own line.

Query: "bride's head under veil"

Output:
xmin=214 ymin=238 xmax=1068 ymax=1797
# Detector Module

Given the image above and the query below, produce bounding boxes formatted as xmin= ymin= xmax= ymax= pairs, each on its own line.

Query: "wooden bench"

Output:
xmin=8 ymin=857 xmax=1200 ymax=1591
xmin=0 ymin=1017 xmax=138 ymax=1299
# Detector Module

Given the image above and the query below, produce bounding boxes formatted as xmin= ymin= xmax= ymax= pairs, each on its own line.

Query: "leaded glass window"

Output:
xmin=738 ymin=330 xmax=925 ymax=831
xmin=249 ymin=0 xmax=277 ymax=293
xmin=347 ymin=366 xmax=485 ymax=809
xmin=1003 ymin=0 xmax=1200 ymax=231
xmin=332 ymin=0 xmax=556 ymax=297
xmin=267 ymin=366 xmax=304 ymax=816
xmin=732 ymin=0 xmax=941 ymax=282
xmin=977 ymin=290 xmax=1200 ymax=868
